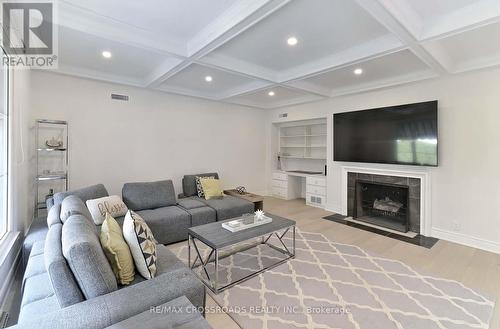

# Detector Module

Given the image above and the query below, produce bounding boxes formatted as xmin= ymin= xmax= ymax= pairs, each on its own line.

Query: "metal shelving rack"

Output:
xmin=34 ymin=119 xmax=69 ymax=216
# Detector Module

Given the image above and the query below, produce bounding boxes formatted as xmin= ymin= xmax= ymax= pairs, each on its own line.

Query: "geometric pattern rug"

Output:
xmin=172 ymin=229 xmax=495 ymax=329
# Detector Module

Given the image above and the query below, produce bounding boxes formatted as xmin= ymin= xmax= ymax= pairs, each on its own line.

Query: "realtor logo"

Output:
xmin=1 ymin=1 xmax=57 ymax=68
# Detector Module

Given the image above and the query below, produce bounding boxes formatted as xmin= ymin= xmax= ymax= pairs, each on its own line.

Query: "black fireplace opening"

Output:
xmin=354 ymin=180 xmax=410 ymax=233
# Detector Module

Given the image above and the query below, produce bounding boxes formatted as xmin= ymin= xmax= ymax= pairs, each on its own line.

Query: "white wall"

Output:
xmin=265 ymin=68 xmax=500 ymax=253
xmin=30 ymin=71 xmax=267 ymax=198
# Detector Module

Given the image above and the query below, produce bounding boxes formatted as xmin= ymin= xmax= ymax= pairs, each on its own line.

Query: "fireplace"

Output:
xmin=354 ymin=180 xmax=409 ymax=232
xmin=346 ymin=172 xmax=421 ymax=233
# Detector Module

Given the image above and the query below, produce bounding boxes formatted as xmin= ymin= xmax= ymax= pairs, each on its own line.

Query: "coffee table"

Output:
xmin=188 ymin=213 xmax=296 ymax=294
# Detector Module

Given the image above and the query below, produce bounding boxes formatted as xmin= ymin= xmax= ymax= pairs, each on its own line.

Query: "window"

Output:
xmin=0 ymin=48 xmax=8 ymax=240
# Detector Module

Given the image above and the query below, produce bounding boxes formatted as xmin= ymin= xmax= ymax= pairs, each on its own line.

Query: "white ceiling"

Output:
xmin=51 ymin=0 xmax=500 ymax=109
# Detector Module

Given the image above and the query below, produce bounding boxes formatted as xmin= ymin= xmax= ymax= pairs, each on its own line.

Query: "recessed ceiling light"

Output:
xmin=102 ymin=51 xmax=112 ymax=59
xmin=268 ymin=91 xmax=275 ymax=97
xmin=205 ymin=76 xmax=213 ymax=82
xmin=354 ymin=68 xmax=363 ymax=75
xmin=287 ymin=37 xmax=298 ymax=46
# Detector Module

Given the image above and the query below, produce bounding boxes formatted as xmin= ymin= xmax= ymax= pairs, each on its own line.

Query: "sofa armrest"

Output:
xmin=10 ymin=267 xmax=205 ymax=329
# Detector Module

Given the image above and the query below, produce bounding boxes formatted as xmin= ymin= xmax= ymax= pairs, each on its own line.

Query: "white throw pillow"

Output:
xmin=86 ymin=195 xmax=128 ymax=225
xmin=122 ymin=210 xmax=157 ymax=279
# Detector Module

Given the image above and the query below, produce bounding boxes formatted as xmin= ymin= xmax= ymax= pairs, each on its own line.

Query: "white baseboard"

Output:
xmin=431 ymin=228 xmax=500 ymax=254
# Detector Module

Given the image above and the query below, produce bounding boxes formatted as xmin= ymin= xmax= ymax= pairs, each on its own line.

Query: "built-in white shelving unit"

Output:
xmin=279 ymin=121 xmax=327 ymax=160
xmin=271 ymin=118 xmax=328 ymax=209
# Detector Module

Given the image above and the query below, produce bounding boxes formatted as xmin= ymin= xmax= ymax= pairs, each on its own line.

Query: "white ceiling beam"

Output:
xmin=355 ymin=0 xmax=448 ymax=75
xmin=187 ymin=0 xmax=292 ymax=60
xmin=58 ymin=1 xmax=186 ymax=57
xmin=421 ymin=0 xmax=500 ymax=41
xmin=145 ymin=0 xmax=291 ymax=89
xmin=187 ymin=0 xmax=276 ymax=56
xmin=197 ymin=54 xmax=278 ymax=82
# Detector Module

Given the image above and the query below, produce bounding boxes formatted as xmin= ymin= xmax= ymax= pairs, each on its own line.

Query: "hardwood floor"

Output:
xmin=202 ymin=196 xmax=500 ymax=329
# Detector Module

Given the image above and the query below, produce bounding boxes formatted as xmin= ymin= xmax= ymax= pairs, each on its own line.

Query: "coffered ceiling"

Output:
xmin=52 ymin=0 xmax=500 ymax=109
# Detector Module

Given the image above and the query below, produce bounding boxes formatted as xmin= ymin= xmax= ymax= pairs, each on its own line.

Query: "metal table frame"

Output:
xmin=188 ymin=225 xmax=295 ymax=294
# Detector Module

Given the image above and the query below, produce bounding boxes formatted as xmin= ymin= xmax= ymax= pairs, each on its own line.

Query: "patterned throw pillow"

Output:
xmin=122 ymin=210 xmax=157 ymax=279
xmin=195 ymin=176 xmax=215 ymax=198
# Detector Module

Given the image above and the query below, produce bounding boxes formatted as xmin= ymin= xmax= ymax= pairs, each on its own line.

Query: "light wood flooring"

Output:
xmin=200 ymin=197 xmax=500 ymax=329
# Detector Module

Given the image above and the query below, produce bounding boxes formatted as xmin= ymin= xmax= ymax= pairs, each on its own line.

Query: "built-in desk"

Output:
xmin=272 ymin=171 xmax=327 ymax=208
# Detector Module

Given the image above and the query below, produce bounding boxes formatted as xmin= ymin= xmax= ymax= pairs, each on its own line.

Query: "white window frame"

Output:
xmin=0 ymin=47 xmax=9 ymax=242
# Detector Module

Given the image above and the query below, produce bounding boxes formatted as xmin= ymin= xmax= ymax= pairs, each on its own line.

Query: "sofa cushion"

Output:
xmin=187 ymin=207 xmax=217 ymax=227
xmin=53 ymin=184 xmax=109 ymax=207
xmin=30 ymin=240 xmax=45 ymax=258
xmin=177 ymin=198 xmax=206 ymax=210
xmin=123 ymin=211 xmax=157 ymax=279
xmin=23 ymin=253 xmax=46 ymax=290
xmin=136 ymin=206 xmax=190 ymax=245
xmin=105 ymin=296 xmax=212 ymax=329
xmin=18 ymin=294 xmax=59 ymax=324
xmin=60 ymin=195 xmax=93 ymax=224
xmin=192 ymin=195 xmax=254 ymax=221
xmin=46 ymin=203 xmax=62 ymax=227
xmin=62 ymin=215 xmax=118 ymax=299
xmin=122 ymin=180 xmax=176 ymax=211
xmin=101 ymin=213 xmax=135 ymax=285
xmin=182 ymin=173 xmax=219 ymax=197
xmin=22 ymin=216 xmax=48 ymax=268
xmin=21 ymin=272 xmax=55 ymax=307
xmin=45 ymin=223 xmax=85 ymax=307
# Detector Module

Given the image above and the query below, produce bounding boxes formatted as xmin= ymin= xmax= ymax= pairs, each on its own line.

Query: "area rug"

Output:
xmin=171 ymin=230 xmax=495 ymax=329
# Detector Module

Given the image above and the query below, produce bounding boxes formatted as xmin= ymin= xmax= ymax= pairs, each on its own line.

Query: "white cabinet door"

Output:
xmin=306 ymin=176 xmax=326 ymax=187
xmin=306 ymin=185 xmax=326 ymax=196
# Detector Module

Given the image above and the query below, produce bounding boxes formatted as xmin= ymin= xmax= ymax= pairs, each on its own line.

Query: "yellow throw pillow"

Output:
xmin=100 ymin=213 xmax=135 ymax=285
xmin=200 ymin=178 xmax=224 ymax=200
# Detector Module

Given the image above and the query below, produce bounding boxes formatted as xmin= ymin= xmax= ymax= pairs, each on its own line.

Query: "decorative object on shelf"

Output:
xmin=45 ymin=137 xmax=63 ymax=149
xmin=255 ymin=209 xmax=265 ymax=220
xmin=277 ymin=152 xmax=282 ymax=170
xmin=45 ymin=188 xmax=54 ymax=201
xmin=235 ymin=186 xmax=246 ymax=194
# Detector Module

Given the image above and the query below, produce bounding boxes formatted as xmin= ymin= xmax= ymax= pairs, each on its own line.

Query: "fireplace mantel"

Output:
xmin=340 ymin=165 xmax=432 ymax=236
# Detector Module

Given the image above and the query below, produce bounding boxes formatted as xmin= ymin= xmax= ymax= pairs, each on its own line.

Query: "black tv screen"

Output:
xmin=334 ymin=101 xmax=438 ymax=166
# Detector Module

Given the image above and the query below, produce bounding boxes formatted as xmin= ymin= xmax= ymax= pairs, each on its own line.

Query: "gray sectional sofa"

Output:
xmin=14 ymin=185 xmax=206 ymax=329
xmin=180 ymin=173 xmax=254 ymax=221
xmin=122 ymin=180 xmax=216 ymax=245
xmin=16 ymin=173 xmax=254 ymax=328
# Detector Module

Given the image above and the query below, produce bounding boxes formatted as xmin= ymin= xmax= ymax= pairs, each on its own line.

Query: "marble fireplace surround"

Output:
xmin=340 ymin=165 xmax=432 ymax=236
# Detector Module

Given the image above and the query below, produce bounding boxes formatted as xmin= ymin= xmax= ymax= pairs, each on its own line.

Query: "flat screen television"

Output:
xmin=334 ymin=101 xmax=438 ymax=166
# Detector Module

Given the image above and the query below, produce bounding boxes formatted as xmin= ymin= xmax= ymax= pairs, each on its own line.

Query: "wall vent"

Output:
xmin=111 ymin=93 xmax=129 ymax=101
xmin=279 ymin=113 xmax=288 ymax=118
